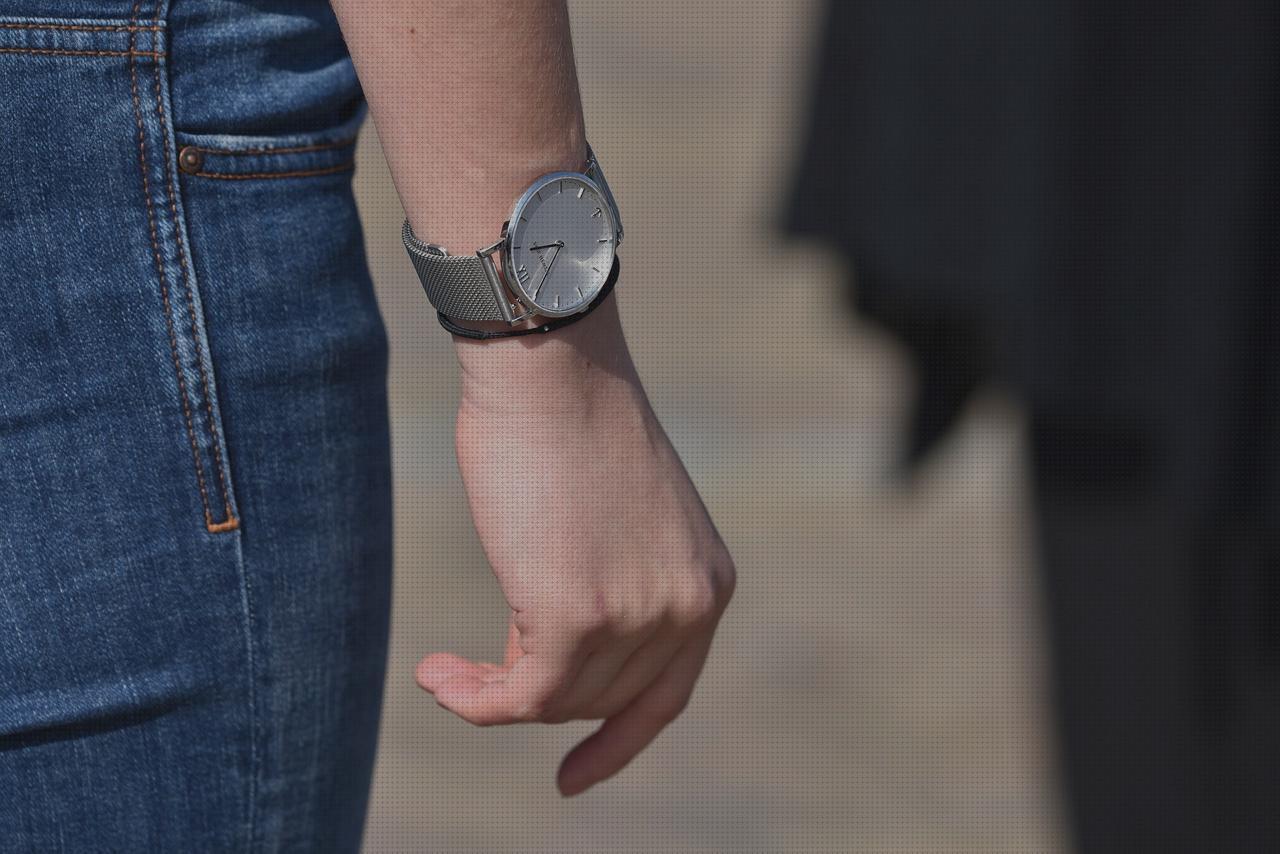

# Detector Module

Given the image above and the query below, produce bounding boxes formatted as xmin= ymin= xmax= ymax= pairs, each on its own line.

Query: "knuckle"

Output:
xmin=567 ymin=609 xmax=612 ymax=641
xmin=670 ymin=577 xmax=718 ymax=627
xmin=561 ymin=592 xmax=616 ymax=639
xmin=710 ymin=556 xmax=737 ymax=607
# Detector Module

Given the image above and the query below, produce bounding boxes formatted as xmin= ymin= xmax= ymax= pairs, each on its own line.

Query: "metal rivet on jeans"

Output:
xmin=178 ymin=146 xmax=203 ymax=174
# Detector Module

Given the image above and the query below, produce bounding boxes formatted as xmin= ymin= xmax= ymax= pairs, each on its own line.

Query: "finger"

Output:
xmin=577 ymin=631 xmax=684 ymax=720
xmin=417 ymin=614 xmax=528 ymax=695
xmin=434 ymin=633 xmax=589 ymax=726
xmin=556 ymin=629 xmax=715 ymax=797
xmin=502 ymin=616 xmax=523 ymax=668
xmin=544 ymin=630 xmax=652 ymax=722
xmin=416 ymin=653 xmax=501 ymax=692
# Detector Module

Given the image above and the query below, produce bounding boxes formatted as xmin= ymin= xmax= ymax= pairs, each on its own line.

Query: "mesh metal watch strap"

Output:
xmin=401 ymin=220 xmax=507 ymax=322
xmin=402 ymin=144 xmax=622 ymax=323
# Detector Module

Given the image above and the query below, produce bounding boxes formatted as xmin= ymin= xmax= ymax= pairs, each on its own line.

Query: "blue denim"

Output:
xmin=0 ymin=2 xmax=392 ymax=850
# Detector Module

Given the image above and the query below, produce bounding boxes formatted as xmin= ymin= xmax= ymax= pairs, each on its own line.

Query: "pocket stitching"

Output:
xmin=0 ymin=22 xmax=162 ymax=32
xmin=188 ymin=137 xmax=357 ymax=157
xmin=127 ymin=4 xmax=237 ymax=534
xmin=174 ymin=101 xmax=367 ymax=178
xmin=190 ymin=162 xmax=356 ymax=181
xmin=151 ymin=25 xmax=238 ymax=532
xmin=0 ymin=46 xmax=162 ymax=57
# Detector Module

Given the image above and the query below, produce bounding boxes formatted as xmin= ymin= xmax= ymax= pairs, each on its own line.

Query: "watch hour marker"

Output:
xmin=576 ymin=287 xmax=584 ymax=298
xmin=554 ymin=294 xmax=560 ymax=309
xmin=576 ymin=187 xmax=584 ymax=198
xmin=558 ymin=181 xmax=563 ymax=193
xmin=592 ymin=266 xmax=601 ymax=273
xmin=535 ymin=190 xmax=542 ymax=201
xmin=591 ymin=207 xmax=603 ymax=218
xmin=598 ymin=237 xmax=611 ymax=243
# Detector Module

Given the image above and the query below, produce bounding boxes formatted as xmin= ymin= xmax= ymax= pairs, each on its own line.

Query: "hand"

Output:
xmin=415 ymin=295 xmax=735 ymax=796
xmin=532 ymin=242 xmax=561 ymax=300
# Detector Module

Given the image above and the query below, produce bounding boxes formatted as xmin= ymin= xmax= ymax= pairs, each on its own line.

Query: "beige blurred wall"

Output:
xmin=353 ymin=1 xmax=1065 ymax=850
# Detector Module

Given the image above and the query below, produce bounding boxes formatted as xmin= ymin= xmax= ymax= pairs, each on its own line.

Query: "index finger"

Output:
xmin=433 ymin=630 xmax=590 ymax=726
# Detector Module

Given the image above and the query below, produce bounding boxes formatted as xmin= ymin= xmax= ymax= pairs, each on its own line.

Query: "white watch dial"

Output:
xmin=505 ymin=173 xmax=616 ymax=317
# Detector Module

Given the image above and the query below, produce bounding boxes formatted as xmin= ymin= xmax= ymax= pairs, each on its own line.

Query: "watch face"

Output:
xmin=503 ymin=172 xmax=617 ymax=317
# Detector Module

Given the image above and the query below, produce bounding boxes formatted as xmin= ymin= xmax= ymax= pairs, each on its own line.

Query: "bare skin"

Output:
xmin=331 ymin=1 xmax=735 ymax=796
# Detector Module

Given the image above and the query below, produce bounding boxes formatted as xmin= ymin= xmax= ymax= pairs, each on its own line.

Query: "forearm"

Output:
xmin=333 ymin=4 xmax=732 ymax=797
xmin=332 ymin=0 xmax=634 ymax=401
xmin=332 ymin=0 xmax=587 ymax=252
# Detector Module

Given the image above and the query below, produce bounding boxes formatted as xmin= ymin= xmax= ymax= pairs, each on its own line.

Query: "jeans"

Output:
xmin=0 ymin=1 xmax=392 ymax=850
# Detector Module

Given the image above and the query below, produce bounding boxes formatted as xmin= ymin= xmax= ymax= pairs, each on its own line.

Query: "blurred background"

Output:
xmin=355 ymin=1 xmax=1065 ymax=850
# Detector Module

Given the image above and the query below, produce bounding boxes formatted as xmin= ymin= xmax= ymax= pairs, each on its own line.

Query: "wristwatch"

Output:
xmin=403 ymin=144 xmax=623 ymax=333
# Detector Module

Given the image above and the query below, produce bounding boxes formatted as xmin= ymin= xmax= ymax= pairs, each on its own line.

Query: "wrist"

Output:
xmin=454 ymin=292 xmax=646 ymax=419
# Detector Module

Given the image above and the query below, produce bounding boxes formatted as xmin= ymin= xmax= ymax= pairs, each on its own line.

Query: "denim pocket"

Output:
xmin=126 ymin=12 xmax=243 ymax=533
xmin=0 ymin=9 xmax=242 ymax=535
xmin=172 ymin=103 xmax=366 ymax=181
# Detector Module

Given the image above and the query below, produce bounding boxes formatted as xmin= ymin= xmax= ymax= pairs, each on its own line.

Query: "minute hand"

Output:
xmin=532 ymin=243 xmax=561 ymax=299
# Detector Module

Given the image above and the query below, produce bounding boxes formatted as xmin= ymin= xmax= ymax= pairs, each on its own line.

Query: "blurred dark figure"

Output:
xmin=785 ymin=1 xmax=1280 ymax=851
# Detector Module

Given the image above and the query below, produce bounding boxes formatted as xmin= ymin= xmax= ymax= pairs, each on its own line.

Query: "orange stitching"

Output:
xmin=0 ymin=47 xmax=163 ymax=57
xmin=128 ymin=1 xmax=216 ymax=532
xmin=190 ymin=162 xmax=356 ymax=181
xmin=190 ymin=137 xmax=358 ymax=157
xmin=0 ymin=22 xmax=163 ymax=32
xmin=153 ymin=41 xmax=238 ymax=531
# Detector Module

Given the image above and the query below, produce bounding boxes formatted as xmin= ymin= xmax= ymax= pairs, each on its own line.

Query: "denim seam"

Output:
xmin=191 ymin=162 xmax=356 ymax=181
xmin=151 ymin=30 xmax=238 ymax=532
xmin=229 ymin=520 xmax=259 ymax=854
xmin=0 ymin=22 xmax=162 ymax=32
xmin=188 ymin=137 xmax=357 ymax=157
xmin=128 ymin=5 xmax=217 ymax=536
xmin=0 ymin=46 xmax=162 ymax=57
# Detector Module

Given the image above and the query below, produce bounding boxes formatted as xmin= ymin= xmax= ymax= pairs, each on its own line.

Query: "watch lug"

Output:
xmin=585 ymin=144 xmax=623 ymax=245
xmin=477 ymin=236 xmax=530 ymax=325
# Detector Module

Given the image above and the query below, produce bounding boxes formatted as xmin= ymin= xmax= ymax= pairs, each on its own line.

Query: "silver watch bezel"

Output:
xmin=500 ymin=170 xmax=619 ymax=319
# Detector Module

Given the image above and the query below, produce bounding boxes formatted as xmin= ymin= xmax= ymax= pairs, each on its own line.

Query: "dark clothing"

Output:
xmin=786 ymin=2 xmax=1280 ymax=850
